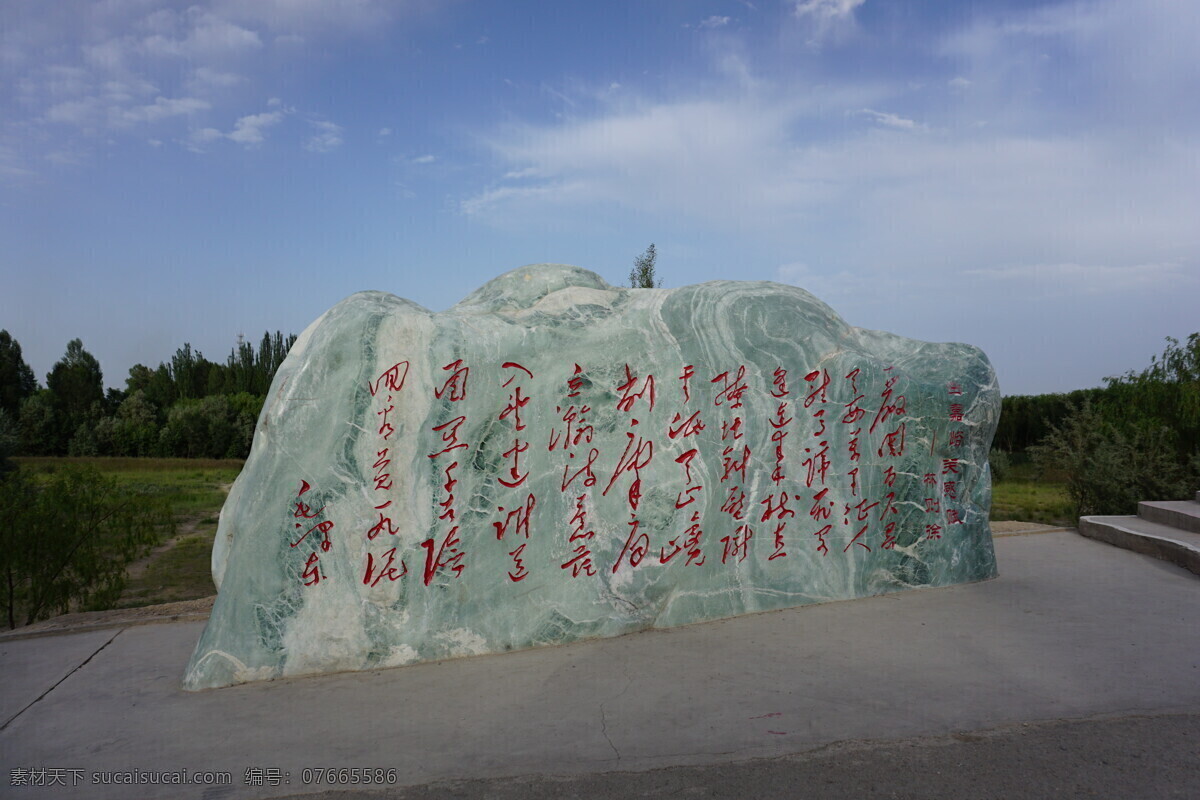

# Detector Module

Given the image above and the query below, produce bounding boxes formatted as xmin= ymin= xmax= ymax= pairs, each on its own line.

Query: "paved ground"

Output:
xmin=1 ymin=529 xmax=1197 ymax=799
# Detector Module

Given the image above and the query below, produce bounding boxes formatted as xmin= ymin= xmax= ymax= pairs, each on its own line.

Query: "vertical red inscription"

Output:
xmin=663 ymin=365 xmax=706 ymax=566
xmin=842 ymin=368 xmax=867 ymax=499
xmin=606 ymin=364 xmax=657 ymax=573
xmin=871 ymin=366 xmax=903 ymax=550
xmin=804 ymin=369 xmax=833 ymax=555
xmin=360 ymin=362 xmax=414 ymax=587
xmin=290 ymin=480 xmax=333 ymax=587
xmin=420 ymin=359 xmax=472 ymax=587
xmin=712 ymin=366 xmax=752 ymax=565
xmin=940 ymin=379 xmax=969 ymax=533
xmin=554 ymin=364 xmax=599 ymax=578
xmin=494 ymin=361 xmax=537 ymax=582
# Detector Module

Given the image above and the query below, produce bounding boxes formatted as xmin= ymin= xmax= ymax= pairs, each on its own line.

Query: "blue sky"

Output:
xmin=2 ymin=0 xmax=1197 ymax=396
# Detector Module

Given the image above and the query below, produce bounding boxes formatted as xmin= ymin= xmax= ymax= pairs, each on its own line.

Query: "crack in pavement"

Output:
xmin=598 ymin=655 xmax=635 ymax=762
xmin=0 ymin=627 xmax=124 ymax=733
xmin=599 ymin=703 xmax=619 ymax=761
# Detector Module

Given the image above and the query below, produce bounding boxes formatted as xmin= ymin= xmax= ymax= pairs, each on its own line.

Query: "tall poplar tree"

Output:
xmin=629 ymin=243 xmax=661 ymax=288
xmin=0 ymin=330 xmax=37 ymax=418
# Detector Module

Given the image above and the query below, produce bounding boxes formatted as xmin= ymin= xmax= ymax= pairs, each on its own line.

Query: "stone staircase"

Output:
xmin=1078 ymin=492 xmax=1200 ymax=576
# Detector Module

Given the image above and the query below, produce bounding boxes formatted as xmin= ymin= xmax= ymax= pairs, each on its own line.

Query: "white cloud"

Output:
xmin=412 ymin=154 xmax=436 ymax=164
xmin=215 ymin=0 xmax=394 ymax=34
xmin=100 ymin=79 xmax=159 ymax=104
xmin=792 ymin=0 xmax=866 ymax=21
xmin=40 ymin=65 xmax=93 ymax=98
xmin=0 ymin=144 xmax=37 ymax=178
xmin=791 ymin=0 xmax=865 ymax=44
xmin=192 ymin=127 xmax=225 ymax=143
xmin=44 ymin=148 xmax=88 ymax=166
xmin=938 ymin=0 xmax=1200 ymax=133
xmin=855 ymin=108 xmax=923 ymax=130
xmin=964 ymin=262 xmax=1193 ymax=295
xmin=116 ymin=96 xmax=211 ymax=126
xmin=2 ymin=0 xmax=429 ymax=165
xmin=466 ymin=95 xmax=823 ymax=224
xmin=464 ymin=0 xmax=1200 ymax=296
xmin=188 ymin=67 xmax=245 ymax=91
xmin=184 ymin=105 xmax=302 ymax=150
xmin=185 ymin=127 xmax=225 ymax=152
xmin=305 ymin=120 xmax=344 ymax=152
xmin=466 ymin=82 xmax=1199 ymax=300
xmin=44 ymin=98 xmax=104 ymax=126
xmin=460 ymin=183 xmax=576 ymax=218
xmin=698 ymin=16 xmax=732 ymax=30
xmin=141 ymin=9 xmax=262 ymax=59
xmin=227 ymin=111 xmax=284 ymax=145
xmin=378 ymin=127 xmax=392 ymax=137
xmin=776 ymin=262 xmax=888 ymax=305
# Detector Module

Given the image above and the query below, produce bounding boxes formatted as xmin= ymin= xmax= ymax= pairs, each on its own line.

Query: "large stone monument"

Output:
xmin=184 ymin=265 xmax=999 ymax=690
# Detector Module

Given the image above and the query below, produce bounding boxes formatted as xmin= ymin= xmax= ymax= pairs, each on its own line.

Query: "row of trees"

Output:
xmin=0 ymin=330 xmax=295 ymax=461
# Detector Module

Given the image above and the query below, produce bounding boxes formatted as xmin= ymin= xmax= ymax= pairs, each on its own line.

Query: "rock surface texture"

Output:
xmin=184 ymin=265 xmax=999 ymax=690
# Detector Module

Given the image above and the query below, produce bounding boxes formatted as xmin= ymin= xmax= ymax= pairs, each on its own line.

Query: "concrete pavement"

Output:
xmin=2 ymin=530 xmax=1197 ymax=799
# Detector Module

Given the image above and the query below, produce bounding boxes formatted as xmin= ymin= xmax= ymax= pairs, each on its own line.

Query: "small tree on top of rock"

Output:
xmin=629 ymin=243 xmax=661 ymax=288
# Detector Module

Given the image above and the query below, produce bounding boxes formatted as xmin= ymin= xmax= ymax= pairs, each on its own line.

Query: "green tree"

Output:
xmin=0 ymin=466 xmax=170 ymax=628
xmin=0 ymin=409 xmax=17 ymax=474
xmin=17 ymin=391 xmax=56 ymax=456
xmin=1029 ymin=334 xmax=1200 ymax=517
xmin=158 ymin=395 xmax=242 ymax=458
xmin=0 ymin=330 xmax=38 ymax=419
xmin=1032 ymin=400 xmax=1190 ymax=517
xmin=629 ymin=243 xmax=661 ymax=288
xmin=1100 ymin=333 xmax=1200 ymax=462
xmin=227 ymin=392 xmax=265 ymax=458
xmin=111 ymin=391 xmax=160 ymax=456
xmin=46 ymin=339 xmax=104 ymax=454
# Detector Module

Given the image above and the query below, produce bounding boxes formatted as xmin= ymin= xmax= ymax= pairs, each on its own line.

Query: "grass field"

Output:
xmin=988 ymin=459 xmax=1075 ymax=526
xmin=989 ymin=481 xmax=1074 ymax=525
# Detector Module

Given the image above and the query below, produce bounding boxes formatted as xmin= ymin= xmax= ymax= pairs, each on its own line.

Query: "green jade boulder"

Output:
xmin=184 ymin=265 xmax=999 ymax=690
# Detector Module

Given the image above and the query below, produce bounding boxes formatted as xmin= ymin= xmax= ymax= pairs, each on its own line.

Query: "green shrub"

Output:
xmin=988 ymin=448 xmax=1011 ymax=483
xmin=0 ymin=466 xmax=173 ymax=628
xmin=1031 ymin=401 xmax=1194 ymax=517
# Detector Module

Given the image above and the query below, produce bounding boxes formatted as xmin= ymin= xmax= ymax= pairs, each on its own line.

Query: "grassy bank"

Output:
xmin=13 ymin=457 xmax=242 ymax=609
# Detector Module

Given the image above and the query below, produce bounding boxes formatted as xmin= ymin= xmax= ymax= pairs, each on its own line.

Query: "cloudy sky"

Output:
xmin=2 ymin=0 xmax=1197 ymax=396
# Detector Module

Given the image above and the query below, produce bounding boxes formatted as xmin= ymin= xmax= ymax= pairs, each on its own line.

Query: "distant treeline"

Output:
xmin=996 ymin=389 xmax=1109 ymax=453
xmin=0 ymin=330 xmax=296 ymax=461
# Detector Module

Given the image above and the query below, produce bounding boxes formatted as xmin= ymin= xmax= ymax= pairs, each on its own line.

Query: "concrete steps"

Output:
xmin=1138 ymin=500 xmax=1200 ymax=533
xmin=1079 ymin=494 xmax=1200 ymax=576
